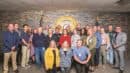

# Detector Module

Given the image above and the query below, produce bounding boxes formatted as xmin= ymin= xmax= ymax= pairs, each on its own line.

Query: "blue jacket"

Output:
xmin=32 ymin=33 xmax=47 ymax=48
xmin=2 ymin=31 xmax=19 ymax=53
xmin=95 ymin=31 xmax=102 ymax=49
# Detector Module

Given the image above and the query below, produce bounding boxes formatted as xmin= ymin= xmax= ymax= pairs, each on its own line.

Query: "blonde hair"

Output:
xmin=49 ymin=40 xmax=57 ymax=48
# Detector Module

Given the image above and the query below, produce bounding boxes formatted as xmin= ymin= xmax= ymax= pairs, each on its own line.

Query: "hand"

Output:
xmin=105 ymin=48 xmax=108 ymax=51
xmin=11 ymin=46 xmax=16 ymax=51
xmin=113 ymin=44 xmax=117 ymax=48
xmin=80 ymin=61 xmax=88 ymax=64
xmin=27 ymin=44 xmax=30 ymax=49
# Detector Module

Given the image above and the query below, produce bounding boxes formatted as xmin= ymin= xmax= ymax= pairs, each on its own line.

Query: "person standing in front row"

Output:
xmin=44 ymin=40 xmax=60 ymax=73
xmin=60 ymin=41 xmax=73 ymax=73
xmin=32 ymin=27 xmax=47 ymax=68
xmin=2 ymin=24 xmax=19 ymax=73
xmin=21 ymin=24 xmax=31 ymax=69
xmin=113 ymin=26 xmax=127 ymax=73
xmin=73 ymin=39 xmax=91 ymax=73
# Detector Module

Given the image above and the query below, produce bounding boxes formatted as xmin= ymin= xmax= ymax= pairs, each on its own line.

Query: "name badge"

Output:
xmin=79 ymin=53 xmax=82 ymax=57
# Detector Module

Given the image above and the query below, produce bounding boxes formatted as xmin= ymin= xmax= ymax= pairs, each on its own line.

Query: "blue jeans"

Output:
xmin=107 ymin=45 xmax=114 ymax=64
xmin=35 ymin=47 xmax=45 ymax=68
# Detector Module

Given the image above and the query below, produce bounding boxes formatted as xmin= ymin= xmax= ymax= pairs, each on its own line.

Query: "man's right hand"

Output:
xmin=11 ymin=46 xmax=16 ymax=51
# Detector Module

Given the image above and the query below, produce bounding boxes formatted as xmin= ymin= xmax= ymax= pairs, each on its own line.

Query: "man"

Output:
xmin=43 ymin=25 xmax=49 ymax=36
xmin=21 ymin=24 xmax=31 ymax=68
xmin=71 ymin=29 xmax=81 ymax=48
xmin=46 ymin=28 xmax=56 ymax=48
xmin=2 ymin=24 xmax=19 ymax=73
xmin=53 ymin=27 xmax=61 ymax=47
xmin=76 ymin=24 xmax=81 ymax=35
xmin=100 ymin=27 xmax=110 ymax=68
xmin=32 ymin=27 xmax=47 ymax=68
xmin=107 ymin=25 xmax=115 ymax=65
xmin=93 ymin=25 xmax=102 ymax=67
xmin=113 ymin=26 xmax=127 ymax=73
xmin=14 ymin=23 xmax=22 ymax=65
xmin=73 ymin=39 xmax=91 ymax=73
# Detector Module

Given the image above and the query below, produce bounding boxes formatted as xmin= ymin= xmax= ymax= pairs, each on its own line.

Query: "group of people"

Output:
xmin=2 ymin=23 xmax=127 ymax=73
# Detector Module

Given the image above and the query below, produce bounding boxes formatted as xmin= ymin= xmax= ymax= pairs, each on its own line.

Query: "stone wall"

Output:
xmin=0 ymin=10 xmax=128 ymax=31
xmin=0 ymin=10 xmax=129 ymax=55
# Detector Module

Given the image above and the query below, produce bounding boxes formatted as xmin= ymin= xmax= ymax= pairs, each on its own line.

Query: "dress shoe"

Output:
xmin=119 ymin=70 xmax=124 ymax=73
xmin=14 ymin=70 xmax=19 ymax=73
xmin=113 ymin=67 xmax=119 ymax=69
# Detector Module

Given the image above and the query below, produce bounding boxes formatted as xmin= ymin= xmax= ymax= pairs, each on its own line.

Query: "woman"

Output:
xmin=80 ymin=28 xmax=86 ymax=43
xmin=44 ymin=40 xmax=60 ymax=73
xmin=30 ymin=28 xmax=37 ymax=63
xmin=59 ymin=29 xmax=71 ymax=47
xmin=60 ymin=41 xmax=73 ymax=73
xmin=71 ymin=29 xmax=81 ymax=48
xmin=84 ymin=28 xmax=97 ymax=72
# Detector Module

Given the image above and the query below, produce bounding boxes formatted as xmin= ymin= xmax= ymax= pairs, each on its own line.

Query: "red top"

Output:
xmin=59 ymin=35 xmax=71 ymax=46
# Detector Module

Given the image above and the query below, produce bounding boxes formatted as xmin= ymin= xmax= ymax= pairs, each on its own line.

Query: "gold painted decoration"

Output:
xmin=54 ymin=16 xmax=77 ymax=32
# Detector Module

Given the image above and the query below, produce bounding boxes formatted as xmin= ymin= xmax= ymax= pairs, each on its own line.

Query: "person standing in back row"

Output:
xmin=21 ymin=24 xmax=31 ymax=69
xmin=14 ymin=23 xmax=22 ymax=65
xmin=113 ymin=26 xmax=127 ymax=73
xmin=2 ymin=24 xmax=19 ymax=73
xmin=93 ymin=25 xmax=102 ymax=68
xmin=59 ymin=29 xmax=71 ymax=47
xmin=107 ymin=25 xmax=115 ymax=65
xmin=84 ymin=28 xmax=97 ymax=72
xmin=100 ymin=27 xmax=110 ymax=69
xmin=32 ymin=27 xmax=47 ymax=68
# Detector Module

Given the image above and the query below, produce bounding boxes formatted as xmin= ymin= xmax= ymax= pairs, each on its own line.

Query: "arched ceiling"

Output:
xmin=0 ymin=0 xmax=130 ymax=12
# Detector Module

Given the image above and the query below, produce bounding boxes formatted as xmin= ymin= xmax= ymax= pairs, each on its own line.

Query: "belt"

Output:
xmin=101 ymin=44 xmax=106 ymax=46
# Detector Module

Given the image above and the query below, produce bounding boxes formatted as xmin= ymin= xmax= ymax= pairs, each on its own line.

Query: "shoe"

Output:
xmin=89 ymin=69 xmax=94 ymax=72
xmin=119 ymin=70 xmax=124 ymax=73
xmin=26 ymin=65 xmax=31 ymax=68
xmin=14 ymin=70 xmax=19 ymax=73
xmin=113 ymin=67 xmax=119 ymax=69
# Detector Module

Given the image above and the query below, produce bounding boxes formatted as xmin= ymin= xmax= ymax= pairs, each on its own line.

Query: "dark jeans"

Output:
xmin=61 ymin=67 xmax=70 ymax=73
xmin=16 ymin=44 xmax=22 ymax=65
xmin=95 ymin=48 xmax=100 ymax=66
xmin=75 ymin=62 xmax=89 ymax=73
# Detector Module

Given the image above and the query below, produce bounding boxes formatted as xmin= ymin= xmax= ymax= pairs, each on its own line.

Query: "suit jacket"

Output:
xmin=113 ymin=32 xmax=127 ymax=51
